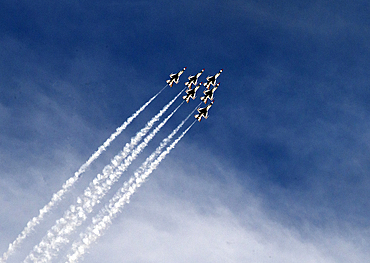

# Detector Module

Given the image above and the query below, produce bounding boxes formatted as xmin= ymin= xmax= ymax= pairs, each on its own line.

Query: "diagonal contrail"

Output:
xmin=0 ymin=85 xmax=167 ymax=263
xmin=66 ymin=115 xmax=198 ymax=263
xmin=93 ymin=104 xmax=199 ymax=226
xmin=23 ymin=90 xmax=185 ymax=263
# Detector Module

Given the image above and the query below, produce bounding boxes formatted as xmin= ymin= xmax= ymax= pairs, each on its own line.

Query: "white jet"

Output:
xmin=204 ymin=69 xmax=223 ymax=89
xmin=183 ymin=83 xmax=202 ymax=103
xmin=195 ymin=101 xmax=214 ymax=122
xmin=166 ymin=67 xmax=186 ymax=87
xmin=185 ymin=68 xmax=205 ymax=89
xmin=201 ymin=83 xmax=219 ymax=104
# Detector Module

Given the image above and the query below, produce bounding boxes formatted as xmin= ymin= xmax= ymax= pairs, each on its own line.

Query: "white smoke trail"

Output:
xmin=66 ymin=118 xmax=197 ymax=263
xmin=92 ymin=104 xmax=199 ymax=226
xmin=23 ymin=91 xmax=185 ymax=263
xmin=0 ymin=86 xmax=167 ymax=263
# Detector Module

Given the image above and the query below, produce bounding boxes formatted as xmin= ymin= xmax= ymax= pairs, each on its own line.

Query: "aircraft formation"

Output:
xmin=166 ymin=68 xmax=223 ymax=122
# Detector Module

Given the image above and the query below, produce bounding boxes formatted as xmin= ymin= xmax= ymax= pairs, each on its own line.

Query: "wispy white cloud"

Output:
xmin=77 ymin=161 xmax=369 ymax=263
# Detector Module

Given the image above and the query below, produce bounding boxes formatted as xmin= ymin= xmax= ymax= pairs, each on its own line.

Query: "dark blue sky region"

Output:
xmin=1 ymin=0 xmax=370 ymax=262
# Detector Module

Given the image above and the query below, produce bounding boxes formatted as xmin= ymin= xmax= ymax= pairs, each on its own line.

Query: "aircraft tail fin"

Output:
xmin=166 ymin=80 xmax=173 ymax=87
xmin=200 ymin=96 xmax=207 ymax=104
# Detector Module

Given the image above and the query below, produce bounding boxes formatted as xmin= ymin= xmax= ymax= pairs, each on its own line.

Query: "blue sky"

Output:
xmin=1 ymin=0 xmax=370 ymax=262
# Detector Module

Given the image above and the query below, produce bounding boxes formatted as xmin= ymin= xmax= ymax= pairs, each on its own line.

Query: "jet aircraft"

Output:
xmin=204 ymin=69 xmax=223 ymax=88
xmin=195 ymin=101 xmax=214 ymax=122
xmin=185 ymin=68 xmax=205 ymax=89
xmin=201 ymin=83 xmax=219 ymax=104
xmin=182 ymin=83 xmax=202 ymax=103
xmin=166 ymin=67 xmax=186 ymax=87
